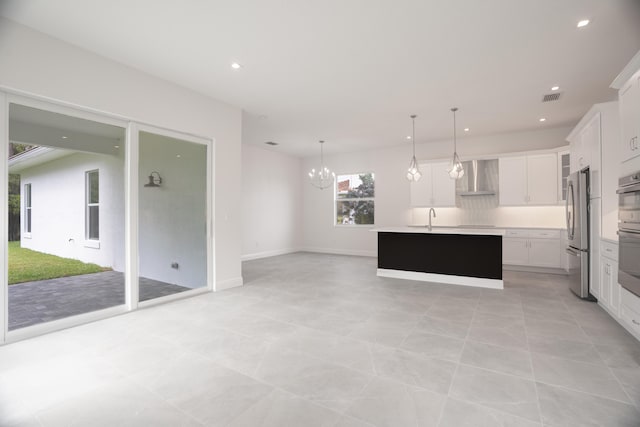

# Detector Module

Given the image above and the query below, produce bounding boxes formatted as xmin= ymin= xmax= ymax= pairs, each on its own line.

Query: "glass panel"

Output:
xmin=138 ymin=131 xmax=207 ymax=302
xmin=88 ymin=171 xmax=99 ymax=203
xmin=336 ymin=200 xmax=375 ymax=225
xmin=25 ymin=209 xmax=31 ymax=233
xmin=7 ymin=103 xmax=126 ymax=331
xmin=336 ymin=173 xmax=375 ymax=199
xmin=88 ymin=206 xmax=99 ymax=239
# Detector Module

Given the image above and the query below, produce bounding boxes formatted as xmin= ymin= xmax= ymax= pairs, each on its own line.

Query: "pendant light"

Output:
xmin=406 ymin=114 xmax=422 ymax=181
xmin=447 ymin=107 xmax=465 ymax=179
xmin=308 ymin=140 xmax=335 ymax=189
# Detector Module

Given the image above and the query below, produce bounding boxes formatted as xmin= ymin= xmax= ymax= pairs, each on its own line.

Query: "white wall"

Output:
xmin=241 ymin=145 xmax=302 ymax=260
xmin=302 ymin=126 xmax=571 ymax=256
xmin=19 ymin=151 xmax=125 ymax=270
xmin=0 ymin=18 xmax=243 ymax=289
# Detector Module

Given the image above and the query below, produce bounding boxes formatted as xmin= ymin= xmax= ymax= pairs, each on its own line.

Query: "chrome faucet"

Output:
xmin=428 ymin=208 xmax=436 ymax=231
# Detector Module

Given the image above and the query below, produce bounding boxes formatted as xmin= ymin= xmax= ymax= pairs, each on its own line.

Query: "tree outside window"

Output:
xmin=335 ymin=173 xmax=374 ymax=225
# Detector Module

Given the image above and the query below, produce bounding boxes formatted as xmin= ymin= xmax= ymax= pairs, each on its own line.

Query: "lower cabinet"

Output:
xmin=599 ymin=240 xmax=620 ymax=317
xmin=503 ymin=229 xmax=562 ymax=269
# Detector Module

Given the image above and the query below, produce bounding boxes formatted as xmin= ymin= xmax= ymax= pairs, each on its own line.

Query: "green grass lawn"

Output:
xmin=8 ymin=241 xmax=110 ymax=285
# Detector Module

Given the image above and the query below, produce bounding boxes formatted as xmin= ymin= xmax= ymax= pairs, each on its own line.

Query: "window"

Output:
xmin=85 ymin=170 xmax=99 ymax=240
xmin=335 ymin=173 xmax=375 ymax=225
xmin=24 ymin=183 xmax=31 ymax=234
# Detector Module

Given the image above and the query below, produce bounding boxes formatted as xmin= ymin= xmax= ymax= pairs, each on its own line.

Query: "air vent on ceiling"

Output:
xmin=542 ymin=93 xmax=562 ymax=102
xmin=264 ymin=141 xmax=278 ymax=146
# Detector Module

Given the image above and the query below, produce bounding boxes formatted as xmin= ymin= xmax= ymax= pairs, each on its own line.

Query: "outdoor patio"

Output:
xmin=8 ymin=271 xmax=190 ymax=330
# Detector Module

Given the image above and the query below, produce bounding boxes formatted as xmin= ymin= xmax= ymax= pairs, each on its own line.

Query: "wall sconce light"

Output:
xmin=144 ymin=171 xmax=162 ymax=188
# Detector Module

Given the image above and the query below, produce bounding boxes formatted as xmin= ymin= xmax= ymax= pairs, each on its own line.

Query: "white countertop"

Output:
xmin=372 ymin=226 xmax=505 ymax=236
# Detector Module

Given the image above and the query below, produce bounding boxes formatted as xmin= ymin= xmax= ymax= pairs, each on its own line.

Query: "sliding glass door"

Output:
xmin=0 ymin=94 xmax=213 ymax=343
xmin=137 ymin=130 xmax=209 ymax=304
xmin=6 ymin=102 xmax=126 ymax=332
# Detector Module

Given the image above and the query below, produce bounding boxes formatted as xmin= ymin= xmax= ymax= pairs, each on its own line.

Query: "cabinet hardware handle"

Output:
xmin=633 ymin=319 xmax=640 ymax=326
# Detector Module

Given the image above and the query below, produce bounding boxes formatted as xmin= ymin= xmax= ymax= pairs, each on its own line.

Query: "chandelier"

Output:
xmin=308 ymin=140 xmax=335 ymax=189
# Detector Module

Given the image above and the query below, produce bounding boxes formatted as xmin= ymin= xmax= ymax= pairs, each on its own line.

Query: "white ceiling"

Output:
xmin=1 ymin=0 xmax=639 ymax=157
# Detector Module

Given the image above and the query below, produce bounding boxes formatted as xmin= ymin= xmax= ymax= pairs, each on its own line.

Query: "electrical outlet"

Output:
xmin=171 ymin=262 xmax=179 ymax=269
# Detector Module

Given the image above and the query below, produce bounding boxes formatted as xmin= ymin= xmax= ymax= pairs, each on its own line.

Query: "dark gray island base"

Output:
xmin=374 ymin=228 xmax=504 ymax=289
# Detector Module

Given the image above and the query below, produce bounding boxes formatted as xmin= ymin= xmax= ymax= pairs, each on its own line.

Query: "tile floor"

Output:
xmin=1 ymin=252 xmax=639 ymax=426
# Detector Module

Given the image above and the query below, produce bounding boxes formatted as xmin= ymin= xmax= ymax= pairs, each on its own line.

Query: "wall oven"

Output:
xmin=618 ymin=171 xmax=640 ymax=297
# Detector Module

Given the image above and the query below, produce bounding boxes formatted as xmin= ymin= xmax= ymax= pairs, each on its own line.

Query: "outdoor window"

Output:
xmin=335 ymin=172 xmax=375 ymax=225
xmin=85 ymin=170 xmax=99 ymax=240
xmin=24 ymin=183 xmax=31 ymax=234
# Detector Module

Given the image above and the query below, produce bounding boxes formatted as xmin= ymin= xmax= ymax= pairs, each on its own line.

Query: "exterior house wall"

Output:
xmin=20 ymin=152 xmax=125 ymax=271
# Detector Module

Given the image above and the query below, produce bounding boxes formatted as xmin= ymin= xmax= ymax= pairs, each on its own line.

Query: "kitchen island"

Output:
xmin=373 ymin=227 xmax=505 ymax=289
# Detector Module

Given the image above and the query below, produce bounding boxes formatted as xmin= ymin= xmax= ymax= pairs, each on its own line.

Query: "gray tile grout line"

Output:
xmin=590 ymin=324 xmax=640 ymax=411
xmin=435 ymin=296 xmax=478 ymax=427
xmin=523 ymin=304 xmax=548 ymax=426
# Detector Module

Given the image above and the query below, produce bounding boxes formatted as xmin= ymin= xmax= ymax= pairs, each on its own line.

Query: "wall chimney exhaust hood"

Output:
xmin=457 ymin=159 xmax=496 ymax=196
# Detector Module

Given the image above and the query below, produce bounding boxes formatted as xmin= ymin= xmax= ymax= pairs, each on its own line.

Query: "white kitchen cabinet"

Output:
xmin=431 ymin=162 xmax=456 ymax=207
xmin=499 ymin=154 xmax=557 ymax=206
xmin=410 ymin=161 xmax=455 ymax=207
xmin=619 ymin=75 xmax=640 ymax=163
xmin=503 ymin=238 xmax=529 ymax=265
xmin=502 ymin=229 xmax=562 ymax=269
xmin=568 ymin=112 xmax=601 ymax=182
xmin=621 ymin=288 xmax=640 ymax=341
xmin=529 ymin=238 xmax=563 ymax=268
xmin=599 ymin=240 xmax=620 ymax=317
xmin=498 ymin=156 xmax=528 ymax=205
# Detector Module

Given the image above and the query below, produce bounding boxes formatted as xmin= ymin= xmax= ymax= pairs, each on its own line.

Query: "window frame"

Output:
xmin=334 ymin=171 xmax=375 ymax=227
xmin=85 ymin=169 xmax=100 ymax=242
xmin=24 ymin=183 xmax=32 ymax=236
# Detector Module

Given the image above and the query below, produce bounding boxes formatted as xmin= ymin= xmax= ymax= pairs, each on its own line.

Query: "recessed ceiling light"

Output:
xmin=539 ymin=118 xmax=547 ymax=122
xmin=406 ymin=136 xmax=412 ymax=140
xmin=464 ymin=128 xmax=469 ymax=132
xmin=61 ymin=136 xmax=68 ymax=139
xmin=114 ymin=145 xmax=120 ymax=149
xmin=231 ymin=62 xmax=242 ymax=69
xmin=176 ymin=154 xmax=181 ymax=158
xmin=551 ymin=86 xmax=560 ymax=91
xmin=577 ymin=19 xmax=590 ymax=28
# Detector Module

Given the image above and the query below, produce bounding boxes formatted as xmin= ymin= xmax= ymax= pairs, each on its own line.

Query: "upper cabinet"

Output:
xmin=498 ymin=153 xmax=557 ymax=206
xmin=612 ymin=50 xmax=640 ymax=167
xmin=619 ymin=75 xmax=640 ymax=163
xmin=557 ymin=150 xmax=570 ymax=202
xmin=567 ymin=111 xmax=603 ymax=198
xmin=410 ymin=161 xmax=456 ymax=207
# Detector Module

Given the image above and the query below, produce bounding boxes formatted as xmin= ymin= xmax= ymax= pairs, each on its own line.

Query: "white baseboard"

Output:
xmin=215 ymin=276 xmax=243 ymax=291
xmin=377 ymin=268 xmax=504 ymax=290
xmin=300 ymin=247 xmax=377 ymax=258
xmin=241 ymin=248 xmax=300 ymax=261
xmin=503 ymin=264 xmax=567 ymax=275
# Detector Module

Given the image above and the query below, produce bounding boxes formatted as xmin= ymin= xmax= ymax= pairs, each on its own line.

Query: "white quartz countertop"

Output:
xmin=371 ymin=226 xmax=506 ymax=236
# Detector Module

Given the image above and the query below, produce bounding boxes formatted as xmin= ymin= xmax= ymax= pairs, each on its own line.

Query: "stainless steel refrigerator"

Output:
xmin=565 ymin=169 xmax=590 ymax=298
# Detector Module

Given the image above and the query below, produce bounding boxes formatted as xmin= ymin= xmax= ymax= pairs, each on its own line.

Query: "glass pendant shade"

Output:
xmin=448 ymin=152 xmax=465 ymax=179
xmin=407 ymin=155 xmax=422 ymax=181
xmin=446 ymin=107 xmax=465 ymax=180
xmin=308 ymin=140 xmax=335 ymax=189
xmin=406 ymin=114 xmax=421 ymax=181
